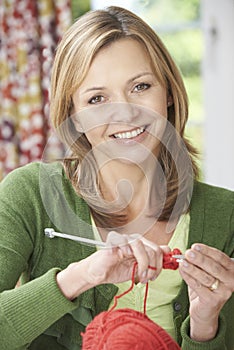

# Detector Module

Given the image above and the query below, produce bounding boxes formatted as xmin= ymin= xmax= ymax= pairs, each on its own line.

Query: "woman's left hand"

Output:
xmin=179 ymin=243 xmax=234 ymax=342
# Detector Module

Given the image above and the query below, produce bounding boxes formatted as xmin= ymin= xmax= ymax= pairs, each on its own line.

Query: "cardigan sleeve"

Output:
xmin=178 ymin=181 xmax=234 ymax=349
xmin=180 ymin=314 xmax=227 ymax=350
xmin=0 ymin=268 xmax=81 ymax=349
xmin=0 ymin=165 xmax=81 ymax=349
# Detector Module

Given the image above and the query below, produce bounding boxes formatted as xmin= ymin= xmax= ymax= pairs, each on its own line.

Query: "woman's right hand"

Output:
xmin=56 ymin=233 xmax=170 ymax=300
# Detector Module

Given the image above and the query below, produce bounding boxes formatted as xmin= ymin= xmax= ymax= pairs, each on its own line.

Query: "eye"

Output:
xmin=88 ymin=95 xmax=104 ymax=104
xmin=133 ymin=83 xmax=151 ymax=92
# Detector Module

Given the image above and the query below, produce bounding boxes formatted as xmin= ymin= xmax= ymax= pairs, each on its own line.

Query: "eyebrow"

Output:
xmin=80 ymin=72 xmax=154 ymax=95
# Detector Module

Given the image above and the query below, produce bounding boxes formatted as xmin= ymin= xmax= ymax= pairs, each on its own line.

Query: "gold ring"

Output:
xmin=209 ymin=279 xmax=220 ymax=291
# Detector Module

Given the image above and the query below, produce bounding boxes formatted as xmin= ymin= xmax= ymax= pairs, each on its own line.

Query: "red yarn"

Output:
xmin=109 ymin=261 xmax=139 ymax=312
xmin=81 ymin=248 xmax=182 ymax=349
xmin=81 ymin=309 xmax=181 ymax=349
xmin=163 ymin=248 xmax=182 ymax=270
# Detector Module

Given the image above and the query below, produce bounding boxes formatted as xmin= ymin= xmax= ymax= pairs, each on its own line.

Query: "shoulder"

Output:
xmin=192 ymin=181 xmax=234 ymax=210
xmin=0 ymin=162 xmax=63 ymax=188
xmin=0 ymin=162 xmax=67 ymax=208
xmin=190 ymin=181 xmax=234 ymax=250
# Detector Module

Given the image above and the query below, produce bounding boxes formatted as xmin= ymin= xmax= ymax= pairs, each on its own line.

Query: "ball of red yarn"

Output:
xmin=81 ymin=308 xmax=181 ymax=350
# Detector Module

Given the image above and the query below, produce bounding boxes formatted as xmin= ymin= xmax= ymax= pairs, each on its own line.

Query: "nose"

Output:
xmin=111 ymin=100 xmax=137 ymax=124
xmin=76 ymin=100 xmax=138 ymax=132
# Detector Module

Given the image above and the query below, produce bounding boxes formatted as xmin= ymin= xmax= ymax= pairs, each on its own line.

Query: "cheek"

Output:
xmin=143 ymin=92 xmax=168 ymax=118
xmin=155 ymin=97 xmax=168 ymax=117
xmin=85 ymin=131 xmax=97 ymax=147
xmin=85 ymin=128 xmax=104 ymax=147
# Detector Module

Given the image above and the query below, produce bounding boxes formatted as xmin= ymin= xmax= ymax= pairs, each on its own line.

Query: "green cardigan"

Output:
xmin=0 ymin=162 xmax=233 ymax=350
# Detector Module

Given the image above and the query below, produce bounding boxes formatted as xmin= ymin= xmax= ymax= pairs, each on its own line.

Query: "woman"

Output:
xmin=0 ymin=6 xmax=233 ymax=350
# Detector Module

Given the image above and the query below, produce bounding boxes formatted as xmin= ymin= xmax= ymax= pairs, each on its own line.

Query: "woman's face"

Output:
xmin=72 ymin=38 xmax=168 ymax=163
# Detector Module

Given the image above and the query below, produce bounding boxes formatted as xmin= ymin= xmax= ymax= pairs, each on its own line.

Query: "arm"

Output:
xmin=180 ymin=312 xmax=228 ymax=350
xmin=56 ymin=235 xmax=170 ymax=300
xmin=0 ymin=165 xmax=168 ymax=349
xmin=179 ymin=243 xmax=234 ymax=349
xmin=0 ymin=267 xmax=81 ymax=349
xmin=0 ymin=168 xmax=84 ymax=349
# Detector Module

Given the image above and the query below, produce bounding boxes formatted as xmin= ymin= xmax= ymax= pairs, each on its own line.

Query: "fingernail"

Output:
xmin=194 ymin=244 xmax=201 ymax=251
xmin=127 ymin=247 xmax=132 ymax=255
xmin=142 ymin=279 xmax=148 ymax=284
xmin=182 ymin=260 xmax=189 ymax=267
xmin=142 ymin=270 xmax=147 ymax=278
xmin=188 ymin=251 xmax=196 ymax=259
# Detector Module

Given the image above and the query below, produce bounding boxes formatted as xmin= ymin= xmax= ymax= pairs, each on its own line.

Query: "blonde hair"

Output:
xmin=50 ymin=6 xmax=199 ymax=228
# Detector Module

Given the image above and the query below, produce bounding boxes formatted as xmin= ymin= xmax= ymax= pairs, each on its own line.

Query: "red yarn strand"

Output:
xmin=143 ymin=265 xmax=156 ymax=314
xmin=143 ymin=282 xmax=149 ymax=315
xmin=109 ymin=261 xmax=138 ymax=312
xmin=109 ymin=249 xmax=181 ymax=314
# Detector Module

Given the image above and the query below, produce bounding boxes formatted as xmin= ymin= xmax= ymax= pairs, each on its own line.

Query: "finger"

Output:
xmin=143 ymin=246 xmax=158 ymax=281
xmin=141 ymin=237 xmax=164 ymax=274
xmin=131 ymin=237 xmax=165 ymax=282
xmin=160 ymin=245 xmax=171 ymax=254
xmin=191 ymin=244 xmax=234 ymax=270
xmin=180 ymin=259 xmax=233 ymax=305
xmin=179 ymin=265 xmax=233 ymax=311
xmin=179 ymin=267 xmax=220 ymax=302
xmin=106 ymin=231 xmax=132 ymax=258
xmin=179 ymin=259 xmax=218 ymax=289
xmin=184 ymin=247 xmax=231 ymax=285
xmin=130 ymin=238 xmax=152 ymax=282
xmin=106 ymin=231 xmax=128 ymax=247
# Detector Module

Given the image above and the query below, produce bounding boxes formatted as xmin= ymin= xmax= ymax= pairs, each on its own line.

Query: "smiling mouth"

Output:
xmin=111 ymin=126 xmax=145 ymax=139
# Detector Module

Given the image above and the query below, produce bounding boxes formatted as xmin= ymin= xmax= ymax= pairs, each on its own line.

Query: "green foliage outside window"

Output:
xmin=71 ymin=0 xmax=90 ymax=20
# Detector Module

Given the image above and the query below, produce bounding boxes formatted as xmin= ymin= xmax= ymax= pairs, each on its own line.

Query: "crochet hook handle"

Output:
xmin=44 ymin=228 xmax=107 ymax=247
xmin=44 ymin=228 xmax=140 ymax=248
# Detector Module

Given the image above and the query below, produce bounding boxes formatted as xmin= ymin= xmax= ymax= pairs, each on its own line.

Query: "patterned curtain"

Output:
xmin=0 ymin=0 xmax=72 ymax=180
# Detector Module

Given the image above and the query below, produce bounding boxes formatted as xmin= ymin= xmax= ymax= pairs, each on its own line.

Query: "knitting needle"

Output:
xmin=172 ymin=254 xmax=234 ymax=262
xmin=44 ymin=228 xmax=107 ymax=247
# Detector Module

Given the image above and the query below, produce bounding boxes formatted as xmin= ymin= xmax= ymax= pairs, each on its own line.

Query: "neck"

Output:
xmin=98 ymin=159 xmax=152 ymax=202
xmin=97 ymin=158 xmax=163 ymax=229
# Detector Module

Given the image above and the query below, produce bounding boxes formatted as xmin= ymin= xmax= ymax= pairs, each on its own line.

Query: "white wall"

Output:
xmin=202 ymin=0 xmax=234 ymax=190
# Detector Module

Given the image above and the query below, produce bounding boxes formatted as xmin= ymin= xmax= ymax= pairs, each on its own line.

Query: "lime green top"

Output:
xmin=92 ymin=214 xmax=190 ymax=340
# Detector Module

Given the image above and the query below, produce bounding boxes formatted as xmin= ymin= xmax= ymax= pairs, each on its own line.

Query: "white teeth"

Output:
xmin=113 ymin=127 xmax=144 ymax=139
